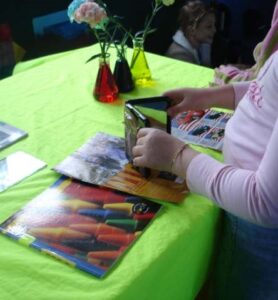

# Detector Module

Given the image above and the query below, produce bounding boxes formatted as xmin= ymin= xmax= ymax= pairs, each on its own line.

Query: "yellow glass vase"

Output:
xmin=130 ymin=37 xmax=152 ymax=86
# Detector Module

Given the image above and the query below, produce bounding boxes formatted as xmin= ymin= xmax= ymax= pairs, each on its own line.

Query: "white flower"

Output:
xmin=156 ymin=0 xmax=175 ymax=6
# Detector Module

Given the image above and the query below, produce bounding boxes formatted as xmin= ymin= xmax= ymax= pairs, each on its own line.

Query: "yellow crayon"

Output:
xmin=61 ymin=199 xmax=99 ymax=212
xmin=103 ymin=203 xmax=134 ymax=215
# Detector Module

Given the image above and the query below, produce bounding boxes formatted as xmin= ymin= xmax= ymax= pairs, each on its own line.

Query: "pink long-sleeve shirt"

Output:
xmin=187 ymin=51 xmax=278 ymax=227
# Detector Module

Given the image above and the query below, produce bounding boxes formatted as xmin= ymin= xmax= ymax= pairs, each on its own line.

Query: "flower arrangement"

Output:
xmin=68 ymin=0 xmax=176 ymax=60
xmin=68 ymin=0 xmax=131 ymax=62
xmin=67 ymin=0 xmax=176 ymax=99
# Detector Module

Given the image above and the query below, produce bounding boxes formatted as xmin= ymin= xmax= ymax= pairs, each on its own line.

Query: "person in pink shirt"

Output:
xmin=132 ymin=49 xmax=278 ymax=298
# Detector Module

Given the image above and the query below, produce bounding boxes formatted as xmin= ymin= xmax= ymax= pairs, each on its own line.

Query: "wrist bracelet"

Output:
xmin=170 ymin=144 xmax=187 ymax=174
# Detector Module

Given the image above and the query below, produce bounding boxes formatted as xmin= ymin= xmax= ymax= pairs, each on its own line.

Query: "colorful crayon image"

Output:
xmin=0 ymin=177 xmax=162 ymax=278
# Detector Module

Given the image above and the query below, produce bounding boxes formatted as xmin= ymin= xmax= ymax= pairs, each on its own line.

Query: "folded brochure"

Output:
xmin=171 ymin=109 xmax=232 ymax=151
xmin=0 ymin=176 xmax=162 ymax=278
xmin=53 ymin=132 xmax=187 ymax=203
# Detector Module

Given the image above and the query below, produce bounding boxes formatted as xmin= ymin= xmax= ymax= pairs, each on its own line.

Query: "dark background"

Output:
xmin=0 ymin=0 xmax=277 ymax=69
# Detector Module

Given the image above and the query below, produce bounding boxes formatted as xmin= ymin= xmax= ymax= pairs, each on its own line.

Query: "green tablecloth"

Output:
xmin=0 ymin=45 xmax=221 ymax=300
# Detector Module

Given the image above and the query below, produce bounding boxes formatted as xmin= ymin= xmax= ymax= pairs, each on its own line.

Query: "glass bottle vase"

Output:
xmin=130 ymin=37 xmax=152 ymax=85
xmin=93 ymin=55 xmax=118 ymax=103
xmin=113 ymin=56 xmax=134 ymax=93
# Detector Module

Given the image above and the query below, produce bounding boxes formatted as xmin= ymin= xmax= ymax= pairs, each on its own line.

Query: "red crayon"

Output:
xmin=49 ymin=242 xmax=77 ymax=255
xmin=63 ymin=181 xmax=126 ymax=203
xmin=87 ymin=250 xmax=123 ymax=260
xmin=133 ymin=212 xmax=155 ymax=221
xmin=69 ymin=223 xmax=126 ymax=236
xmin=97 ymin=233 xmax=136 ymax=246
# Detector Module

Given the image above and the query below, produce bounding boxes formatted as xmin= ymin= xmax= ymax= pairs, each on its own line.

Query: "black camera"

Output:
xmin=124 ymin=96 xmax=171 ymax=178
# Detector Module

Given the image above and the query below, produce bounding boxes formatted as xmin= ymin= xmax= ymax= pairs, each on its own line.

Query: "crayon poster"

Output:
xmin=0 ymin=177 xmax=162 ymax=278
xmin=54 ymin=133 xmax=188 ymax=204
xmin=171 ymin=109 xmax=233 ymax=151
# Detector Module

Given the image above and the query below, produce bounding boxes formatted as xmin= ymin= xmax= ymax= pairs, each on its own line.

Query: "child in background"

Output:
xmin=166 ymin=0 xmax=216 ymax=66
xmin=132 ymin=48 xmax=278 ymax=299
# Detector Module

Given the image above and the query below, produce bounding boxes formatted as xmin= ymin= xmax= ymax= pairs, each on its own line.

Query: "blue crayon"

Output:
xmin=78 ymin=208 xmax=131 ymax=220
xmin=62 ymin=239 xmax=119 ymax=252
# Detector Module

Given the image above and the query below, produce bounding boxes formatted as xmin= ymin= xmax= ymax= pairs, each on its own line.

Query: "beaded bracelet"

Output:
xmin=170 ymin=144 xmax=187 ymax=174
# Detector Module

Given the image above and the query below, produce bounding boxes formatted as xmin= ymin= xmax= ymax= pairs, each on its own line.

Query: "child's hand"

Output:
xmin=132 ymin=128 xmax=185 ymax=173
xmin=163 ymin=87 xmax=212 ymax=117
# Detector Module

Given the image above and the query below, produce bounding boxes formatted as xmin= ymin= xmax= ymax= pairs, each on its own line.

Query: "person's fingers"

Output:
xmin=136 ymin=136 xmax=145 ymax=145
xmin=133 ymin=156 xmax=145 ymax=167
xmin=137 ymin=127 xmax=150 ymax=138
xmin=167 ymin=101 xmax=186 ymax=117
xmin=163 ymin=88 xmax=182 ymax=99
xmin=132 ymin=145 xmax=144 ymax=157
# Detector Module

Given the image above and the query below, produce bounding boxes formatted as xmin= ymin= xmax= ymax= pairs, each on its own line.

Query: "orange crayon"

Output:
xmin=87 ymin=257 xmax=109 ymax=270
xmin=114 ymin=172 xmax=141 ymax=184
xmin=103 ymin=203 xmax=134 ymax=215
xmin=122 ymin=165 xmax=142 ymax=177
xmin=69 ymin=223 xmax=126 ymax=236
xmin=28 ymin=227 xmax=91 ymax=242
xmin=97 ymin=233 xmax=136 ymax=246
xmin=87 ymin=250 xmax=123 ymax=260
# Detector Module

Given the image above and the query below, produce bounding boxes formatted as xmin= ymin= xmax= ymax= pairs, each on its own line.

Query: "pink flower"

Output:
xmin=74 ymin=1 xmax=107 ymax=28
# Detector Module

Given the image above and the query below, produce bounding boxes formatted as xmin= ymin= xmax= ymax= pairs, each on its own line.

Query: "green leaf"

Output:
xmin=86 ymin=53 xmax=101 ymax=63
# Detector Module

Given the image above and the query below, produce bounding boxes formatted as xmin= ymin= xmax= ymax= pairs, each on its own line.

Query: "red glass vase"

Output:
xmin=93 ymin=55 xmax=118 ymax=103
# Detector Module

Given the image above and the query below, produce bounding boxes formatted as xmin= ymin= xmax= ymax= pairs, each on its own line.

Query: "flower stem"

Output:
xmin=142 ymin=3 xmax=162 ymax=41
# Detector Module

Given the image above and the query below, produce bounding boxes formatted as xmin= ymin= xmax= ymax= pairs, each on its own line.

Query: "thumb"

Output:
xmin=167 ymin=101 xmax=185 ymax=117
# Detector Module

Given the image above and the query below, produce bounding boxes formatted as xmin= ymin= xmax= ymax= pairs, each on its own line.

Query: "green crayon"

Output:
xmin=105 ymin=219 xmax=146 ymax=232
